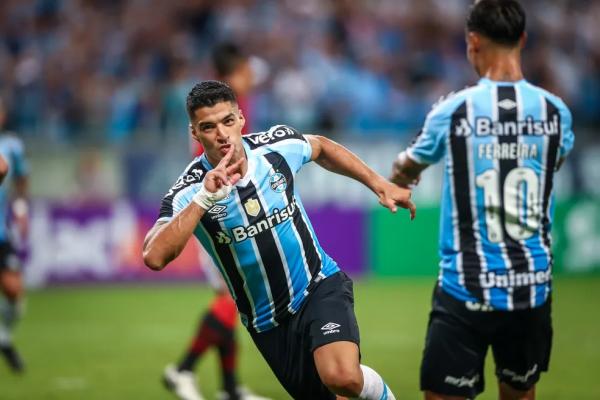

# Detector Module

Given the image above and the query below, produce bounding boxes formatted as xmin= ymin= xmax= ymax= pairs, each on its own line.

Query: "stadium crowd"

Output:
xmin=0 ymin=0 xmax=598 ymax=144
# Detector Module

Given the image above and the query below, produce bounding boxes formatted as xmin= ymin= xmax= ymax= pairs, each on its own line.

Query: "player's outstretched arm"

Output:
xmin=143 ymin=148 xmax=243 ymax=271
xmin=306 ymin=135 xmax=416 ymax=219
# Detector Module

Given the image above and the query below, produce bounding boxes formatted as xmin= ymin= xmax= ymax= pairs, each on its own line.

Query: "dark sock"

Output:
xmin=0 ymin=344 xmax=24 ymax=373
xmin=177 ymin=312 xmax=232 ymax=372
xmin=218 ymin=330 xmax=239 ymax=399
xmin=223 ymin=372 xmax=238 ymax=400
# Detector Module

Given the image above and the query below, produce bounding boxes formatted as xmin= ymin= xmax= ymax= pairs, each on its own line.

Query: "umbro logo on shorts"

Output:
xmin=321 ymin=322 xmax=341 ymax=335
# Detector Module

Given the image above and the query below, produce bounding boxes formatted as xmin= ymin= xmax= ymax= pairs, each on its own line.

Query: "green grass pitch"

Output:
xmin=2 ymin=276 xmax=599 ymax=399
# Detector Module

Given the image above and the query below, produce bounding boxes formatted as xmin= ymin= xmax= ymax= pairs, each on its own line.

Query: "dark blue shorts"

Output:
xmin=249 ymin=271 xmax=360 ymax=400
xmin=0 ymin=240 xmax=20 ymax=272
xmin=420 ymin=285 xmax=552 ymax=398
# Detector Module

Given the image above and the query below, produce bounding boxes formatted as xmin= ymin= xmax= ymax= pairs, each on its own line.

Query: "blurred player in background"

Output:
xmin=390 ymin=1 xmax=574 ymax=399
xmin=164 ymin=43 xmax=270 ymax=400
xmin=190 ymin=42 xmax=257 ymax=157
xmin=0 ymin=98 xmax=30 ymax=373
xmin=144 ymin=80 xmax=415 ymax=399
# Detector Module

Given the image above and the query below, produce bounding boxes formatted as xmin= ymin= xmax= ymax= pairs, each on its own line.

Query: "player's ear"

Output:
xmin=467 ymin=32 xmax=481 ymax=52
xmin=189 ymin=123 xmax=201 ymax=143
xmin=238 ymin=109 xmax=246 ymax=129
xmin=519 ymin=32 xmax=527 ymax=50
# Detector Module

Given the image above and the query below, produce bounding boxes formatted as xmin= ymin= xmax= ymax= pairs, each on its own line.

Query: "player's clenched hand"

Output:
xmin=193 ymin=147 xmax=244 ymax=210
xmin=377 ymin=181 xmax=416 ymax=220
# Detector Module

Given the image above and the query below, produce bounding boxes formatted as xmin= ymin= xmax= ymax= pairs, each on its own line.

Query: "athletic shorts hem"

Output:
xmin=496 ymin=369 xmax=544 ymax=392
xmin=420 ymin=382 xmax=483 ymax=399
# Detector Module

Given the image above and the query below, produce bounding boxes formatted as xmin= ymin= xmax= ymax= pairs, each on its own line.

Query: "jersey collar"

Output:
xmin=478 ymin=77 xmax=527 ymax=86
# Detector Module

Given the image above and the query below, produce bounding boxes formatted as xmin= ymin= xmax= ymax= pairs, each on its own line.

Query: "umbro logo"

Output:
xmin=321 ymin=322 xmax=340 ymax=330
xmin=498 ymin=99 xmax=517 ymax=110
xmin=208 ymin=205 xmax=227 ymax=220
xmin=208 ymin=205 xmax=226 ymax=214
xmin=321 ymin=322 xmax=341 ymax=335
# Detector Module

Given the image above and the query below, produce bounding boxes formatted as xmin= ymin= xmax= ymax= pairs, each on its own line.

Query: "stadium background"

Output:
xmin=1 ymin=0 xmax=599 ymax=399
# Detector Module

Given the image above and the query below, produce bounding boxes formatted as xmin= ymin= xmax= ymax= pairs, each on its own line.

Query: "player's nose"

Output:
xmin=216 ymin=125 xmax=228 ymax=141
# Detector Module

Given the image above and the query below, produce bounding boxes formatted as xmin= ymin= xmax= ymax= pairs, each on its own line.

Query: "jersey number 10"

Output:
xmin=476 ymin=167 xmax=540 ymax=243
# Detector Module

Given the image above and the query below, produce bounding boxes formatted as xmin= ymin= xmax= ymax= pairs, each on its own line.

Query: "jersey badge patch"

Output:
xmin=269 ymin=172 xmax=287 ymax=193
xmin=244 ymin=198 xmax=261 ymax=217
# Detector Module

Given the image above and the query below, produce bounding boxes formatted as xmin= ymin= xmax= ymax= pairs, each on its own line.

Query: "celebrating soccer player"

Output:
xmin=164 ymin=42 xmax=268 ymax=400
xmin=390 ymin=1 xmax=574 ymax=399
xmin=144 ymin=80 xmax=415 ymax=399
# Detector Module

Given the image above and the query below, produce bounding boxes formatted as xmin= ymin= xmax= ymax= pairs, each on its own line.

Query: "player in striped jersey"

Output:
xmin=390 ymin=1 xmax=574 ymax=399
xmin=0 ymin=98 xmax=29 ymax=373
xmin=164 ymin=42 xmax=268 ymax=400
xmin=144 ymin=80 xmax=415 ymax=399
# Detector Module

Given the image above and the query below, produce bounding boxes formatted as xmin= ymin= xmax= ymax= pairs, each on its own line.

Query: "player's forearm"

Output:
xmin=143 ymin=203 xmax=206 ymax=271
xmin=390 ymin=151 xmax=427 ymax=187
xmin=312 ymin=135 xmax=387 ymax=195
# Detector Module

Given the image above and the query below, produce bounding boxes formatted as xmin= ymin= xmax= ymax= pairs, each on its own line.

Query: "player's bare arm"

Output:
xmin=143 ymin=148 xmax=244 ymax=270
xmin=0 ymin=155 xmax=8 ymax=184
xmin=306 ymin=134 xmax=416 ymax=219
xmin=390 ymin=151 xmax=429 ymax=189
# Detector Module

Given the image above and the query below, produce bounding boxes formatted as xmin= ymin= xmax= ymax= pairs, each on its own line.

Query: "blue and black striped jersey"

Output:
xmin=407 ymin=78 xmax=574 ymax=310
xmin=0 ymin=133 xmax=28 ymax=241
xmin=158 ymin=125 xmax=340 ymax=332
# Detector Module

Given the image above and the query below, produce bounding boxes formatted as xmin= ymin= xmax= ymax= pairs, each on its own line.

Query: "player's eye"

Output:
xmin=224 ymin=118 xmax=234 ymax=125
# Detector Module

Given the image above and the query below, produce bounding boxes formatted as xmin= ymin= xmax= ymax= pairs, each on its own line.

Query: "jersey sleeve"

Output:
xmin=10 ymin=138 xmax=29 ymax=177
xmin=406 ymin=105 xmax=450 ymax=165
xmin=157 ymin=160 xmax=206 ymax=222
xmin=558 ymin=102 xmax=575 ymax=158
xmin=246 ymin=125 xmax=312 ymax=173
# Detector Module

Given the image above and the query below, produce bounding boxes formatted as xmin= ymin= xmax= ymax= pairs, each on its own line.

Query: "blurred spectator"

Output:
xmin=0 ymin=0 xmax=597 ymax=144
xmin=73 ymin=149 xmax=113 ymax=205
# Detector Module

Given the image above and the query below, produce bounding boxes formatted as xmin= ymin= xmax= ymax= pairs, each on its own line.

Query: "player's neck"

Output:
xmin=238 ymin=156 xmax=249 ymax=178
xmin=480 ymin=51 xmax=524 ymax=82
xmin=238 ymin=147 xmax=249 ymax=177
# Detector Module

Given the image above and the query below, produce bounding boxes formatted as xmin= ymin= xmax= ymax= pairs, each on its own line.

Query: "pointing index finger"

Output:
xmin=226 ymin=157 xmax=244 ymax=175
xmin=217 ymin=146 xmax=234 ymax=169
xmin=408 ymin=200 xmax=416 ymax=220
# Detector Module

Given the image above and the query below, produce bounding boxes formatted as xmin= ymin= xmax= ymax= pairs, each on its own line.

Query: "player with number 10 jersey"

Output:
xmin=390 ymin=1 xmax=574 ymax=398
xmin=407 ymin=76 xmax=573 ymax=310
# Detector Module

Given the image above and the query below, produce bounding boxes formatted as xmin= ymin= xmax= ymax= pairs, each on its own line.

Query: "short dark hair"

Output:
xmin=466 ymin=0 xmax=526 ymax=46
xmin=186 ymin=80 xmax=237 ymax=118
xmin=212 ymin=42 xmax=248 ymax=78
